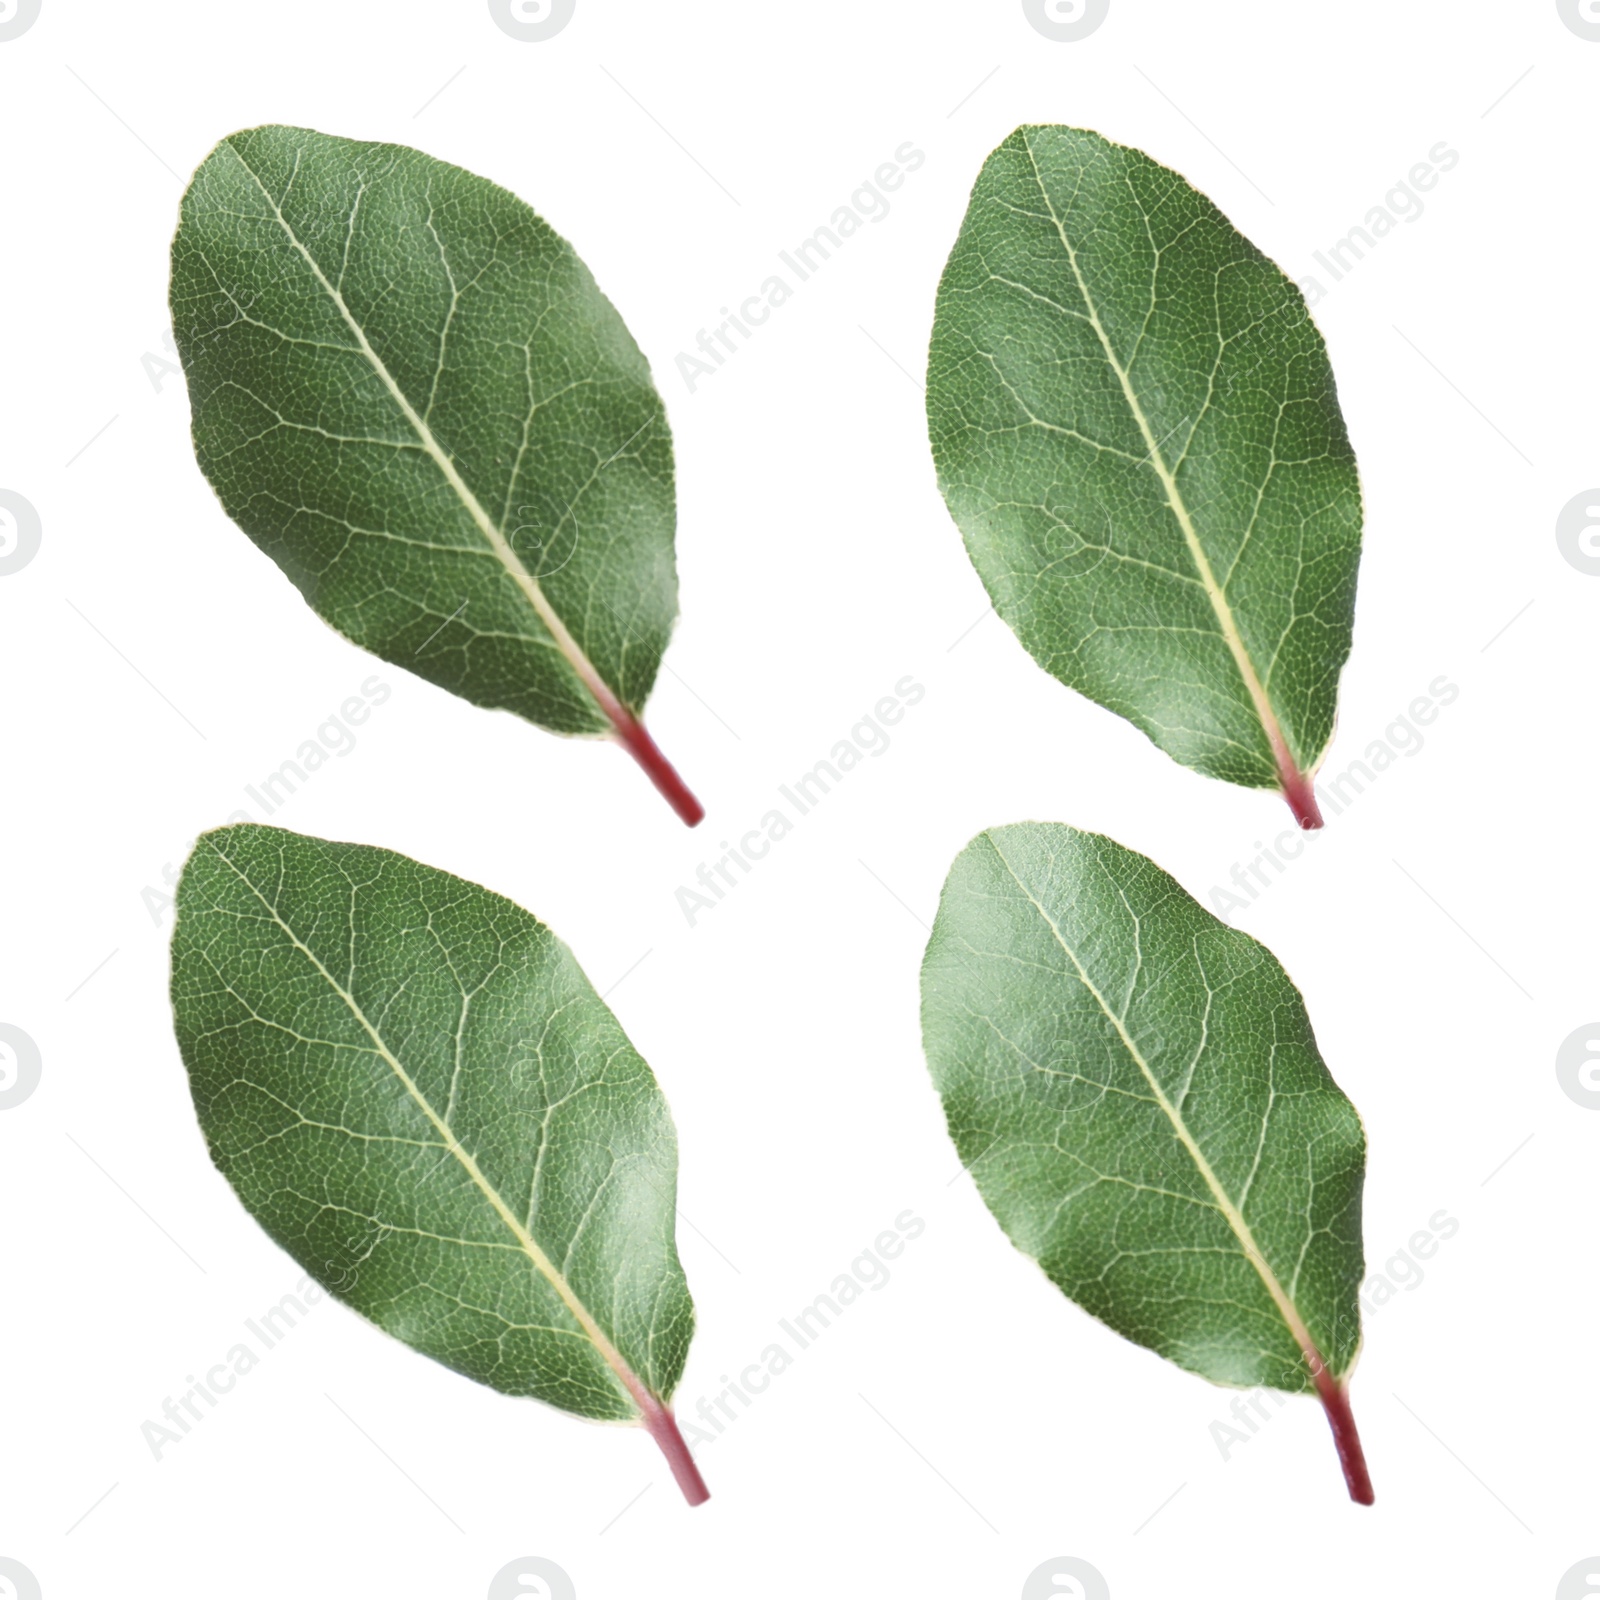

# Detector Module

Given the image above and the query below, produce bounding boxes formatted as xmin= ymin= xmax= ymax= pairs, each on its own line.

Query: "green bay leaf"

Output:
xmin=170 ymin=823 xmax=708 ymax=1503
xmin=921 ymin=821 xmax=1372 ymax=1502
xmin=170 ymin=125 xmax=702 ymax=823
xmin=927 ymin=127 xmax=1362 ymax=828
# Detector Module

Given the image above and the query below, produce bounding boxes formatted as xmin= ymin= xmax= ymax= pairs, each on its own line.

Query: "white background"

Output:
xmin=1 ymin=2 xmax=1595 ymax=1596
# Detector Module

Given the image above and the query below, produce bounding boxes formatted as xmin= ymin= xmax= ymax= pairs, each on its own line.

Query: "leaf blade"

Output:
xmin=927 ymin=126 xmax=1362 ymax=823
xmin=171 ymin=823 xmax=705 ymax=1497
xmin=920 ymin=822 xmax=1370 ymax=1495
xmin=170 ymin=125 xmax=701 ymax=821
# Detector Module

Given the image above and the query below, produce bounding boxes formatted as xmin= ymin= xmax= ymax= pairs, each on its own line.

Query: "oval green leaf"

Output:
xmin=920 ymin=821 xmax=1372 ymax=1502
xmin=926 ymin=126 xmax=1362 ymax=828
xmin=170 ymin=125 xmax=702 ymax=824
xmin=170 ymin=822 xmax=708 ymax=1503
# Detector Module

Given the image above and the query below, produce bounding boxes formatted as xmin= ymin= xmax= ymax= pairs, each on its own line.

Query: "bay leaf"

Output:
xmin=926 ymin=127 xmax=1362 ymax=828
xmin=170 ymin=823 xmax=708 ymax=1503
xmin=170 ymin=126 xmax=702 ymax=824
xmin=920 ymin=821 xmax=1372 ymax=1502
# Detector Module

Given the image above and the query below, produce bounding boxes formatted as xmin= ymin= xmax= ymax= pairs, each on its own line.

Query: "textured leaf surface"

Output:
xmin=927 ymin=127 xmax=1362 ymax=818
xmin=171 ymin=126 xmax=700 ymax=818
xmin=921 ymin=822 xmax=1366 ymax=1397
xmin=171 ymin=824 xmax=694 ymax=1435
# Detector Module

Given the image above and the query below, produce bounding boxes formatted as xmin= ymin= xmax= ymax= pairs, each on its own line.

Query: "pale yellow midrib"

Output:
xmin=987 ymin=835 xmax=1326 ymax=1373
xmin=211 ymin=841 xmax=653 ymax=1419
xmin=226 ymin=142 xmax=630 ymax=733
xmin=1019 ymin=135 xmax=1298 ymax=781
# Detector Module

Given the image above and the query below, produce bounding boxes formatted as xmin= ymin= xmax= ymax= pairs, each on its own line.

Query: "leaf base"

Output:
xmin=638 ymin=1395 xmax=711 ymax=1506
xmin=1278 ymin=762 xmax=1325 ymax=830
xmin=1311 ymin=1366 xmax=1374 ymax=1505
xmin=612 ymin=712 xmax=705 ymax=827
